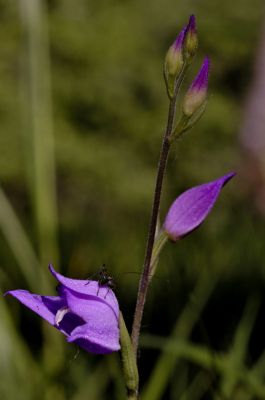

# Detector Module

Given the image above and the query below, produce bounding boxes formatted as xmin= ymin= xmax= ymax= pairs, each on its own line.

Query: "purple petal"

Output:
xmin=61 ymin=284 xmax=120 ymax=354
xmin=163 ymin=172 xmax=235 ymax=241
xmin=60 ymin=288 xmax=120 ymax=353
xmin=60 ymin=286 xmax=119 ymax=323
xmin=190 ymin=57 xmax=210 ymax=93
xmin=6 ymin=290 xmax=64 ymax=325
xmin=58 ymin=311 xmax=85 ymax=336
xmin=49 ymin=264 xmax=119 ymax=319
xmin=67 ymin=321 xmax=120 ymax=354
xmin=5 ymin=290 xmax=84 ymax=335
xmin=68 ymin=321 xmax=120 ymax=354
xmin=173 ymin=28 xmax=186 ymax=51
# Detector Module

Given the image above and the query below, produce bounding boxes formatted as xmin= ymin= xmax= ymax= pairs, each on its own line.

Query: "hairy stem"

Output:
xmin=131 ymin=69 xmax=185 ymax=358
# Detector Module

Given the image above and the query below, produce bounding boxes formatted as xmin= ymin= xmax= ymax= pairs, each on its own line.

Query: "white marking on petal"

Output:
xmin=55 ymin=306 xmax=70 ymax=326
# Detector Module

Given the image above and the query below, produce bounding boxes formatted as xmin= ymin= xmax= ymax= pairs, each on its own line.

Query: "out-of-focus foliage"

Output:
xmin=0 ymin=0 xmax=265 ymax=399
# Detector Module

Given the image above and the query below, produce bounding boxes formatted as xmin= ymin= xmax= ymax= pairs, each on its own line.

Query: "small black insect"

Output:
xmin=97 ymin=264 xmax=116 ymax=294
xmin=85 ymin=264 xmax=116 ymax=297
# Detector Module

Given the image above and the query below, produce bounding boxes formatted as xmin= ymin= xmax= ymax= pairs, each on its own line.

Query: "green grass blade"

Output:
xmin=0 ymin=185 xmax=44 ymax=291
xmin=141 ymin=335 xmax=265 ymax=398
xmin=0 ymin=294 xmax=44 ymax=398
xmin=178 ymin=371 xmax=212 ymax=400
xmin=141 ymin=273 xmax=218 ymax=400
xmin=19 ymin=0 xmax=59 ymax=278
xmin=219 ymin=295 xmax=260 ymax=398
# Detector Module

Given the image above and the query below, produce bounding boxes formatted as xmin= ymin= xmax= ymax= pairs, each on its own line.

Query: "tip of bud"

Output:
xmin=191 ymin=57 xmax=210 ymax=92
xmin=173 ymin=28 xmax=186 ymax=51
xmin=184 ymin=14 xmax=198 ymax=61
xmin=186 ymin=15 xmax=196 ymax=34
xmin=183 ymin=57 xmax=210 ymax=117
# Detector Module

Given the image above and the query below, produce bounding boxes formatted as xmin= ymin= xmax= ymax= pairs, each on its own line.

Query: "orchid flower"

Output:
xmin=6 ymin=264 xmax=120 ymax=354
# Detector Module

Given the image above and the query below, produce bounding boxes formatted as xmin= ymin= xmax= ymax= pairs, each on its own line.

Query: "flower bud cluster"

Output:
xmin=164 ymin=14 xmax=210 ymax=120
xmin=164 ymin=15 xmax=198 ymax=98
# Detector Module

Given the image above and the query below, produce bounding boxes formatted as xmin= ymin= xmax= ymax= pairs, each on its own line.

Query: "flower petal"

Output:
xmin=57 ymin=310 xmax=85 ymax=336
xmin=163 ymin=172 xmax=235 ymax=241
xmin=60 ymin=286 xmax=118 ymax=323
xmin=49 ymin=264 xmax=119 ymax=319
xmin=67 ymin=321 xmax=120 ymax=354
xmin=60 ymin=287 xmax=120 ymax=353
xmin=6 ymin=290 xmax=64 ymax=325
xmin=5 ymin=290 xmax=84 ymax=335
xmin=189 ymin=57 xmax=210 ymax=93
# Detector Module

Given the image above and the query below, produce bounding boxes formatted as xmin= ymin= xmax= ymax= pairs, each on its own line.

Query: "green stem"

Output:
xmin=149 ymin=230 xmax=168 ymax=279
xmin=131 ymin=95 xmax=174 ymax=354
xmin=119 ymin=313 xmax=139 ymax=399
xmin=131 ymin=64 xmax=187 ymax=358
xmin=127 ymin=394 xmax=138 ymax=400
xmin=151 ymin=231 xmax=168 ymax=265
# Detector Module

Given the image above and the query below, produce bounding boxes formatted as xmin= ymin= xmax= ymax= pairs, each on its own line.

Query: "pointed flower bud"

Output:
xmin=163 ymin=172 xmax=235 ymax=241
xmin=183 ymin=57 xmax=210 ymax=117
xmin=184 ymin=15 xmax=198 ymax=60
xmin=165 ymin=28 xmax=185 ymax=78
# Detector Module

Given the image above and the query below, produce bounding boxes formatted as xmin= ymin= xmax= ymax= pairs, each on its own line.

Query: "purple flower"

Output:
xmin=163 ymin=173 xmax=235 ymax=241
xmin=6 ymin=264 xmax=120 ymax=354
xmin=183 ymin=57 xmax=210 ymax=116
xmin=165 ymin=15 xmax=198 ymax=97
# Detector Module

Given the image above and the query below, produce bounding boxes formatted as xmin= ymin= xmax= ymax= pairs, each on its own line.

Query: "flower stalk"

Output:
xmin=131 ymin=64 xmax=187 ymax=358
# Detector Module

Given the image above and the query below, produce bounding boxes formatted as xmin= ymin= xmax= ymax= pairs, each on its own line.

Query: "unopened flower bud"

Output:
xmin=183 ymin=57 xmax=210 ymax=117
xmin=163 ymin=172 xmax=235 ymax=241
xmin=184 ymin=15 xmax=198 ymax=61
xmin=164 ymin=29 xmax=186 ymax=98
xmin=165 ymin=28 xmax=185 ymax=78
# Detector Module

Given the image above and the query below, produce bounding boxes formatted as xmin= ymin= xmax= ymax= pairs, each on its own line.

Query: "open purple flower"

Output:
xmin=6 ymin=264 xmax=120 ymax=354
xmin=163 ymin=172 xmax=235 ymax=241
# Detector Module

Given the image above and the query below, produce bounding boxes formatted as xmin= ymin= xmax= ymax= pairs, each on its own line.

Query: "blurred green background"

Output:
xmin=1 ymin=0 xmax=265 ymax=399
